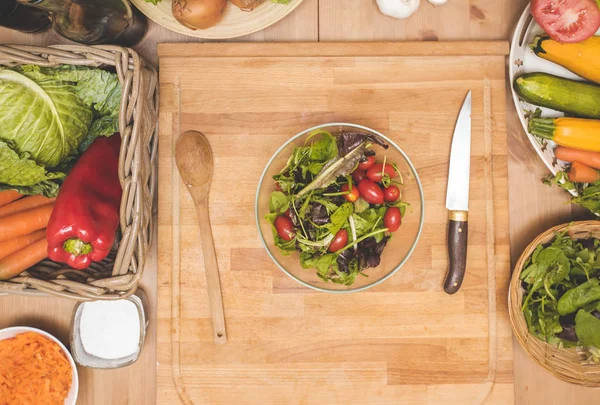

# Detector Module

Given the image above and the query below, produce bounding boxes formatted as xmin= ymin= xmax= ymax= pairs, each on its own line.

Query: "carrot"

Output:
xmin=0 ymin=204 xmax=54 ymax=243
xmin=568 ymin=161 xmax=600 ymax=183
xmin=0 ymin=195 xmax=56 ymax=219
xmin=555 ymin=147 xmax=600 ymax=170
xmin=0 ymin=229 xmax=46 ymax=261
xmin=0 ymin=190 xmax=22 ymax=208
xmin=0 ymin=331 xmax=72 ymax=404
xmin=0 ymin=238 xmax=48 ymax=280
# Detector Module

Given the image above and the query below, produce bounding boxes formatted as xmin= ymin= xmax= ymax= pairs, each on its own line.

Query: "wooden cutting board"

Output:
xmin=157 ymin=42 xmax=513 ymax=404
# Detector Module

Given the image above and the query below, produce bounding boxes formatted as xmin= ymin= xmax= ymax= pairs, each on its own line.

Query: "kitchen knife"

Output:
xmin=444 ymin=91 xmax=472 ymax=295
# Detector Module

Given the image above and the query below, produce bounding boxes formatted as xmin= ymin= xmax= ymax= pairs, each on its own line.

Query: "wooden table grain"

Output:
xmin=1 ymin=0 xmax=599 ymax=403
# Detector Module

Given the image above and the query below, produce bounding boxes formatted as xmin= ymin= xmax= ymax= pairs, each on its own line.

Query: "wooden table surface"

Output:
xmin=0 ymin=0 xmax=598 ymax=403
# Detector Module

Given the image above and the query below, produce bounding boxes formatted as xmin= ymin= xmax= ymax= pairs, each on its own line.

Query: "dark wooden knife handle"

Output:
xmin=444 ymin=210 xmax=468 ymax=295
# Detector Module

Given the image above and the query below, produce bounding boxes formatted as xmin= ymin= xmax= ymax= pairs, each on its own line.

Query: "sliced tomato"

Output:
xmin=531 ymin=0 xmax=600 ymax=43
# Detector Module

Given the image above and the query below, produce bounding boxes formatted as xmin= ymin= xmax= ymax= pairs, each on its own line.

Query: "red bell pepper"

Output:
xmin=46 ymin=134 xmax=122 ymax=269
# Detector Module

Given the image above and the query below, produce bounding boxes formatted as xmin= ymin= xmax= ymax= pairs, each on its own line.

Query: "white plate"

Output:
xmin=509 ymin=5 xmax=600 ymax=185
xmin=0 ymin=326 xmax=79 ymax=405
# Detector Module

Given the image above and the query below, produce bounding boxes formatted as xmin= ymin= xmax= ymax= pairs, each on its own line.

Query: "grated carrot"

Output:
xmin=0 ymin=332 xmax=72 ymax=405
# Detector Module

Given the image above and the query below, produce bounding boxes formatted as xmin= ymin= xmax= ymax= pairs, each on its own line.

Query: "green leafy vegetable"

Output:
xmin=575 ymin=310 xmax=600 ymax=349
xmin=557 ymin=278 xmax=600 ymax=315
xmin=520 ymin=230 xmax=600 ymax=359
xmin=0 ymin=65 xmax=121 ymax=197
xmin=544 ymin=171 xmax=600 ymax=216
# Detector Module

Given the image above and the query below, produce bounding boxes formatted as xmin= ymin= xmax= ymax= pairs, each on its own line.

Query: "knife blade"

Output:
xmin=443 ymin=91 xmax=472 ymax=295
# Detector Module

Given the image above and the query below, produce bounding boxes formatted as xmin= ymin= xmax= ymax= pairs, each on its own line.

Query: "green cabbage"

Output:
xmin=0 ymin=65 xmax=121 ymax=197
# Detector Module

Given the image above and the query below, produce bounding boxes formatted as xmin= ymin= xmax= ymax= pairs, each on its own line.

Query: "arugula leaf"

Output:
xmin=325 ymin=203 xmax=354 ymax=235
xmin=544 ymin=171 xmax=600 ymax=216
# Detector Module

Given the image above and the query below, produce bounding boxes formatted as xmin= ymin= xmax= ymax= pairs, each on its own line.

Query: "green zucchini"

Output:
xmin=513 ymin=72 xmax=600 ymax=119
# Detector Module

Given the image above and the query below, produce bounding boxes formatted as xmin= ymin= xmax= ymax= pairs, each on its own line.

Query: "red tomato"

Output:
xmin=352 ymin=169 xmax=366 ymax=183
xmin=274 ymin=215 xmax=295 ymax=241
xmin=384 ymin=207 xmax=401 ymax=232
xmin=531 ymin=0 xmax=600 ymax=43
xmin=366 ymin=163 xmax=396 ymax=182
xmin=383 ymin=185 xmax=400 ymax=202
xmin=358 ymin=156 xmax=376 ymax=170
xmin=284 ymin=208 xmax=292 ymax=218
xmin=328 ymin=229 xmax=348 ymax=252
xmin=341 ymin=184 xmax=360 ymax=202
xmin=358 ymin=179 xmax=384 ymax=205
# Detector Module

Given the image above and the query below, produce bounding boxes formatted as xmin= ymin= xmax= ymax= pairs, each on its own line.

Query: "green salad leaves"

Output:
xmin=0 ymin=65 xmax=121 ymax=197
xmin=521 ymin=230 xmax=600 ymax=360
xmin=266 ymin=130 xmax=410 ymax=285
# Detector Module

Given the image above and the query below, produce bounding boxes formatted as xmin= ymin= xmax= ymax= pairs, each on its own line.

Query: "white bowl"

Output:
xmin=0 ymin=326 xmax=79 ymax=405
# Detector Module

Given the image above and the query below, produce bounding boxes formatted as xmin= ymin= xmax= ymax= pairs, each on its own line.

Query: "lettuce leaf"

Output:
xmin=0 ymin=140 xmax=64 ymax=197
xmin=0 ymin=68 xmax=92 ymax=167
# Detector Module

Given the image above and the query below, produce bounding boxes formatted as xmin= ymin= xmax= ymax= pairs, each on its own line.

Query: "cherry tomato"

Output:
xmin=366 ymin=163 xmax=396 ymax=182
xmin=531 ymin=0 xmax=600 ymax=44
xmin=352 ymin=169 xmax=366 ymax=183
xmin=358 ymin=179 xmax=384 ymax=205
xmin=384 ymin=207 xmax=401 ymax=232
xmin=328 ymin=229 xmax=348 ymax=252
xmin=358 ymin=155 xmax=376 ymax=170
xmin=341 ymin=183 xmax=360 ymax=202
xmin=383 ymin=185 xmax=400 ymax=202
xmin=274 ymin=215 xmax=295 ymax=241
xmin=284 ymin=208 xmax=292 ymax=218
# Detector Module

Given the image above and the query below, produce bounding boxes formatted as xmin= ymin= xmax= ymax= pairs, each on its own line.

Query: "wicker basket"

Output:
xmin=509 ymin=220 xmax=600 ymax=386
xmin=0 ymin=45 xmax=158 ymax=301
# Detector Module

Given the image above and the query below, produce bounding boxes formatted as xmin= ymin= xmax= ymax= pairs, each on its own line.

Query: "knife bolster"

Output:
xmin=448 ymin=210 xmax=468 ymax=222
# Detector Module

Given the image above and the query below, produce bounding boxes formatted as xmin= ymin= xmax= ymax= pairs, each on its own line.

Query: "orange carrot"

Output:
xmin=0 ymin=190 xmax=22 ymax=207
xmin=556 ymin=147 xmax=600 ymax=170
xmin=0 ymin=204 xmax=54 ymax=242
xmin=0 ymin=331 xmax=72 ymax=404
xmin=568 ymin=161 xmax=600 ymax=183
xmin=0 ymin=238 xmax=48 ymax=280
xmin=0 ymin=229 xmax=46 ymax=261
xmin=0 ymin=195 xmax=55 ymax=219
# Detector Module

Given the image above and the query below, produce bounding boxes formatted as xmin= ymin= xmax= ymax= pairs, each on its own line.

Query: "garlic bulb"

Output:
xmin=427 ymin=0 xmax=448 ymax=5
xmin=376 ymin=0 xmax=421 ymax=19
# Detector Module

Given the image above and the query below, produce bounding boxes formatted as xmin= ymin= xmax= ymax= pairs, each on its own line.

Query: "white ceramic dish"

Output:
xmin=0 ymin=326 xmax=79 ymax=405
xmin=509 ymin=5 xmax=600 ymax=186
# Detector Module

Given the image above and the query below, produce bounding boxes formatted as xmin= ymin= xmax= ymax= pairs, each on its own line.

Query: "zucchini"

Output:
xmin=514 ymin=73 xmax=600 ymax=119
xmin=531 ymin=35 xmax=600 ymax=85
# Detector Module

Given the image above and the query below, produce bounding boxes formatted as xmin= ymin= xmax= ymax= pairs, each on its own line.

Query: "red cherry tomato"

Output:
xmin=358 ymin=179 xmax=384 ymax=205
xmin=352 ymin=169 xmax=366 ymax=183
xmin=531 ymin=0 xmax=600 ymax=43
xmin=383 ymin=185 xmax=400 ymax=202
xmin=341 ymin=183 xmax=360 ymax=202
xmin=328 ymin=229 xmax=348 ymax=252
xmin=366 ymin=163 xmax=396 ymax=182
xmin=274 ymin=215 xmax=295 ymax=241
xmin=284 ymin=208 xmax=292 ymax=218
xmin=384 ymin=207 xmax=401 ymax=232
xmin=358 ymin=155 xmax=376 ymax=170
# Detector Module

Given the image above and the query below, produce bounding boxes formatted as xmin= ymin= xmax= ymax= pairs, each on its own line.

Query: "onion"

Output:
xmin=230 ymin=0 xmax=266 ymax=11
xmin=172 ymin=0 xmax=227 ymax=30
xmin=376 ymin=0 xmax=421 ymax=19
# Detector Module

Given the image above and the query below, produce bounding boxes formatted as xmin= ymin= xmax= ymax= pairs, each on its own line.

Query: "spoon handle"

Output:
xmin=194 ymin=196 xmax=227 ymax=344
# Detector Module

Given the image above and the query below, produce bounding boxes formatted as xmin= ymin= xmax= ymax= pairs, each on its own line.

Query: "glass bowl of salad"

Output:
xmin=256 ymin=123 xmax=424 ymax=293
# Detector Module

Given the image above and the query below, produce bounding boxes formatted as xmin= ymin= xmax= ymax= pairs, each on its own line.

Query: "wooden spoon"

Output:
xmin=175 ymin=131 xmax=227 ymax=344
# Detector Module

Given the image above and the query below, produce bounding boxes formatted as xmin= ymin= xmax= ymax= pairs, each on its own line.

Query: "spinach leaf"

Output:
xmin=325 ymin=203 xmax=354 ymax=236
xmin=575 ymin=309 xmax=600 ymax=349
xmin=268 ymin=191 xmax=290 ymax=213
xmin=557 ymin=278 xmax=600 ymax=315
